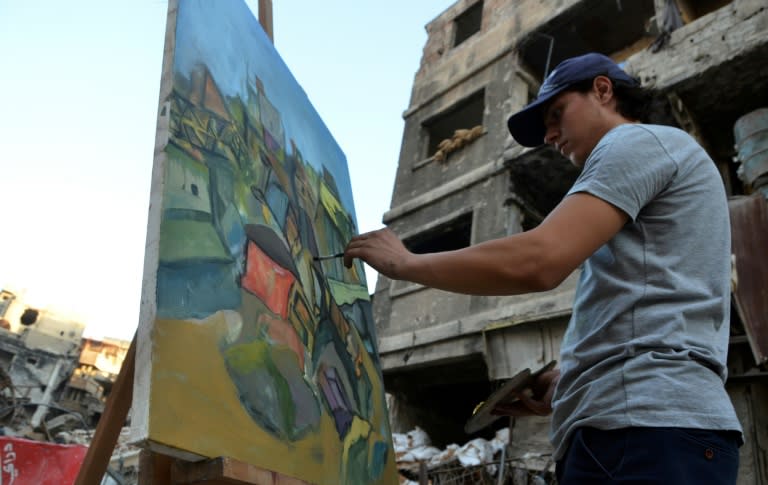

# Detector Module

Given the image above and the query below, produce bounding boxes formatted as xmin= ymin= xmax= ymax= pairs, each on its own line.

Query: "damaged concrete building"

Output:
xmin=375 ymin=0 xmax=768 ymax=482
xmin=0 ymin=288 xmax=130 ymax=436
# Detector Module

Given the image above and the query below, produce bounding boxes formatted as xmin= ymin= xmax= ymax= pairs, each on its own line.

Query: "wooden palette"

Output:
xmin=464 ymin=360 xmax=557 ymax=433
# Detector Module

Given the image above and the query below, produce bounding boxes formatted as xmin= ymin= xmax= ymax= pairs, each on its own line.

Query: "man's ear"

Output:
xmin=592 ymin=75 xmax=614 ymax=104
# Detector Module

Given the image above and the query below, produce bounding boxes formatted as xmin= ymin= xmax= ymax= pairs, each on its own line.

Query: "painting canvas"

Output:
xmin=131 ymin=1 xmax=397 ymax=483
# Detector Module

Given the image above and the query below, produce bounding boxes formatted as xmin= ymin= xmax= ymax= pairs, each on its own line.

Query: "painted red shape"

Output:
xmin=0 ymin=437 xmax=87 ymax=485
xmin=241 ymin=241 xmax=295 ymax=318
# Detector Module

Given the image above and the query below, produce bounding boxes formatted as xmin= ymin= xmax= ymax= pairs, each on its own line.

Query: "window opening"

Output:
xmin=453 ymin=1 xmax=483 ymax=47
xmin=516 ymin=0 xmax=656 ymax=82
xmin=403 ymin=212 xmax=472 ymax=255
xmin=424 ymin=90 xmax=485 ymax=160
xmin=384 ymin=356 xmax=499 ymax=448
xmin=20 ymin=308 xmax=39 ymax=326
xmin=676 ymin=0 xmax=732 ymax=23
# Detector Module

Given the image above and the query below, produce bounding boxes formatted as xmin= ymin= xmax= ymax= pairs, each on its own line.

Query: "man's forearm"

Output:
xmin=396 ymin=233 xmax=553 ymax=295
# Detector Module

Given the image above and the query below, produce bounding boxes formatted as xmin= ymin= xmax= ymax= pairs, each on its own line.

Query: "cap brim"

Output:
xmin=507 ymin=86 xmax=565 ymax=147
xmin=506 ymin=92 xmax=558 ymax=147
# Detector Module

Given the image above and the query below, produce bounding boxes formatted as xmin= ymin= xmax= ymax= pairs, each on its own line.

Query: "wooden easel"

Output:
xmin=74 ymin=335 xmax=136 ymax=485
xmin=72 ymin=3 xmax=313 ymax=483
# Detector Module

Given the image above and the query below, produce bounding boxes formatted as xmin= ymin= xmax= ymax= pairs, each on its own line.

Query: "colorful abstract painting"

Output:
xmin=131 ymin=1 xmax=397 ymax=484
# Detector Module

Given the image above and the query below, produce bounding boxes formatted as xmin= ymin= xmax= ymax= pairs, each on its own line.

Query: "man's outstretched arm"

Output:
xmin=344 ymin=192 xmax=628 ymax=295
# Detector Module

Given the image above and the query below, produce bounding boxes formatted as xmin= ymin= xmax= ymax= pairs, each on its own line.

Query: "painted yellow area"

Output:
xmin=222 ymin=339 xmax=271 ymax=374
xmin=340 ymin=416 xmax=372 ymax=483
xmin=149 ymin=314 xmax=397 ymax=485
xmin=319 ymin=182 xmax=345 ymax=221
xmin=261 ymin=204 xmax=274 ymax=225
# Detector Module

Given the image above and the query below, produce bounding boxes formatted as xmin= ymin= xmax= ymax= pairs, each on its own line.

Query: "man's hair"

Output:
xmin=566 ymin=76 xmax=661 ymax=124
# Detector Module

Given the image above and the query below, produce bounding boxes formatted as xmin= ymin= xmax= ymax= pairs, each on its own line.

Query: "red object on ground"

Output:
xmin=0 ymin=436 xmax=87 ymax=485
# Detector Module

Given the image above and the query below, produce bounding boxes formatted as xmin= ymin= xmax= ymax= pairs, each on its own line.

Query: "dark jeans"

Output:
xmin=556 ymin=427 xmax=740 ymax=484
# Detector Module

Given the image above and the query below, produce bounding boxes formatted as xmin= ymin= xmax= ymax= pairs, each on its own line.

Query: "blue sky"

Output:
xmin=0 ymin=1 xmax=454 ymax=340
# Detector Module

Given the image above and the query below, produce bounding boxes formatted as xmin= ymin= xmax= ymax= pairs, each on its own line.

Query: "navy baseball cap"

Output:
xmin=507 ymin=52 xmax=639 ymax=147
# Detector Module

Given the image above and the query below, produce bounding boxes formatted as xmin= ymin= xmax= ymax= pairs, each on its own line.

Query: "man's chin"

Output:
xmin=568 ymin=155 xmax=585 ymax=168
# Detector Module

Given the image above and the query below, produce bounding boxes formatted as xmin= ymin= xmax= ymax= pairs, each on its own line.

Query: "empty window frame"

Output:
xmin=676 ymin=0 xmax=732 ymax=23
xmin=454 ymin=1 xmax=483 ymax=47
xmin=390 ymin=211 xmax=473 ymax=297
xmin=403 ymin=211 xmax=473 ymax=255
xmin=424 ymin=90 xmax=485 ymax=159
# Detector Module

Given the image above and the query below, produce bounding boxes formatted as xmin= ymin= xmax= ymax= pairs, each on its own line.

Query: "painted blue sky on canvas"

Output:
xmin=175 ymin=0 xmax=356 ymax=221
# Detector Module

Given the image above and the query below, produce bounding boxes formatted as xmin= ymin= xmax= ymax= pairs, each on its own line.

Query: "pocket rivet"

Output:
xmin=705 ymin=448 xmax=715 ymax=460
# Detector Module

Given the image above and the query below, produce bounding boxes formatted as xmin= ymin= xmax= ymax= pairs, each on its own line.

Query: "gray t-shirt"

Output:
xmin=550 ymin=123 xmax=742 ymax=460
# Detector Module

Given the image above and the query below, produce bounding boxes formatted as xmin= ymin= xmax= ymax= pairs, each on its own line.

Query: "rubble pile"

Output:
xmin=393 ymin=426 xmax=510 ymax=484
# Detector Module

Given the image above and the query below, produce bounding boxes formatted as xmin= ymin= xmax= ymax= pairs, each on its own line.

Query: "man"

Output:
xmin=344 ymin=52 xmax=742 ymax=483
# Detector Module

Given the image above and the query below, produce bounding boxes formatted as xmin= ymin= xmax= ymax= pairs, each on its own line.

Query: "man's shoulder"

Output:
xmin=596 ymin=123 xmax=679 ymax=155
xmin=602 ymin=124 xmax=695 ymax=159
xmin=609 ymin=123 xmax=684 ymax=138
xmin=630 ymin=123 xmax=692 ymax=144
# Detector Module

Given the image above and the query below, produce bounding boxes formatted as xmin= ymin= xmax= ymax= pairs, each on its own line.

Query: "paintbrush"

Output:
xmin=313 ymin=252 xmax=344 ymax=261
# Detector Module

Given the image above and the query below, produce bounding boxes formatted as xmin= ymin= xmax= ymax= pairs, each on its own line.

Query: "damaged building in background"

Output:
xmin=0 ymin=288 xmax=130 ymax=440
xmin=376 ymin=0 xmax=768 ymax=483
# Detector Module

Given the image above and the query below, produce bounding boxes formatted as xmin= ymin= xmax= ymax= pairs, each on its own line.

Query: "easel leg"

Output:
xmin=139 ymin=449 xmax=174 ymax=485
xmin=74 ymin=334 xmax=136 ymax=485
